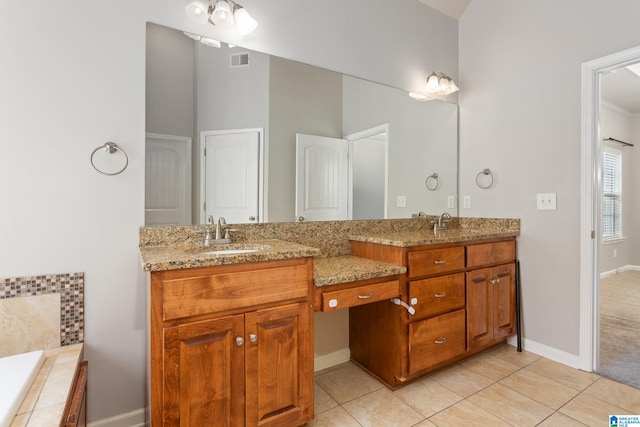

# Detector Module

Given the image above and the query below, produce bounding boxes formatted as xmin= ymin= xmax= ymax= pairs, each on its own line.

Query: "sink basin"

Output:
xmin=200 ymin=244 xmax=271 ymax=256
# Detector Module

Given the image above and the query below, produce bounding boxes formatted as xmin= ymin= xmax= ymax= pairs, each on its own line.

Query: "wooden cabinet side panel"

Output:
xmin=164 ymin=316 xmax=245 ymax=427
xmin=62 ymin=361 xmax=88 ymax=427
xmin=350 ymin=241 xmax=404 ymax=265
xmin=349 ymin=300 xmax=406 ymax=387
xmin=466 ymin=268 xmax=492 ymax=352
xmin=246 ymin=302 xmax=313 ymax=427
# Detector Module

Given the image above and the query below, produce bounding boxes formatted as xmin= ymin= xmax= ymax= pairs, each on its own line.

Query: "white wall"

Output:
xmin=631 ymin=115 xmax=640 ymax=266
xmin=459 ymin=0 xmax=640 ymax=357
xmin=599 ymin=102 xmax=633 ymax=273
xmin=0 ymin=0 xmax=457 ymax=422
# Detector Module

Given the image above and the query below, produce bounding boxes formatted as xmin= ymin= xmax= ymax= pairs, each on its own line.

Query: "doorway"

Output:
xmin=580 ymin=45 xmax=640 ymax=377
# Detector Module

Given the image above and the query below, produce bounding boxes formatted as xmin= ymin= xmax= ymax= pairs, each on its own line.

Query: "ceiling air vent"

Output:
xmin=230 ymin=52 xmax=250 ymax=68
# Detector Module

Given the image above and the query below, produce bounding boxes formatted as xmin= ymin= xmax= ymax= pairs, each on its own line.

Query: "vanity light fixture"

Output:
xmin=425 ymin=72 xmax=459 ymax=96
xmin=185 ymin=0 xmax=258 ymax=35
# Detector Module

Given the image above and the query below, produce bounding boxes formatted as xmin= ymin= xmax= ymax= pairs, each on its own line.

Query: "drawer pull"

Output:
xmin=357 ymin=292 xmax=374 ymax=299
xmin=235 ymin=337 xmax=244 ymax=346
xmin=434 ymin=292 xmax=447 ymax=298
xmin=490 ymin=278 xmax=501 ymax=285
xmin=434 ymin=337 xmax=447 ymax=344
xmin=434 ymin=259 xmax=446 ymax=265
xmin=249 ymin=334 xmax=257 ymax=343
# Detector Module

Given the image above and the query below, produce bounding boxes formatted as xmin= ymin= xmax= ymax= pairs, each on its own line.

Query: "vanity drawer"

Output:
xmin=409 ymin=273 xmax=465 ymax=319
xmin=161 ymin=262 xmax=310 ymax=321
xmin=408 ymin=309 xmax=466 ymax=375
xmin=407 ymin=247 xmax=464 ymax=278
xmin=466 ymin=240 xmax=516 ymax=269
xmin=321 ymin=280 xmax=400 ymax=312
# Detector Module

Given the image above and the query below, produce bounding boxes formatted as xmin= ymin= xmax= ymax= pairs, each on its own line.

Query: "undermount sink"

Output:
xmin=200 ymin=244 xmax=271 ymax=256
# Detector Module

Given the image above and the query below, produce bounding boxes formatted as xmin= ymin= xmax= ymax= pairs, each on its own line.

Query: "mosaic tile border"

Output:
xmin=1 ymin=273 xmax=84 ymax=346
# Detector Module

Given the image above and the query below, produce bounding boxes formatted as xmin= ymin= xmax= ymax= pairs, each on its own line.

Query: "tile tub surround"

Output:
xmin=0 ymin=273 xmax=84 ymax=354
xmin=10 ymin=344 xmax=83 ymax=427
xmin=139 ymin=217 xmax=520 ymax=259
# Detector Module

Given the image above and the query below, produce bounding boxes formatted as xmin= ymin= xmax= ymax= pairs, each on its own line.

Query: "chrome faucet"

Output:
xmin=203 ymin=215 xmax=230 ymax=245
xmin=431 ymin=212 xmax=451 ymax=232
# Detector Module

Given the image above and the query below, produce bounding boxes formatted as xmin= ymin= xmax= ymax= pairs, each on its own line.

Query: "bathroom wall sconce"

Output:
xmin=425 ymin=72 xmax=459 ymax=96
xmin=185 ymin=0 xmax=258 ymax=35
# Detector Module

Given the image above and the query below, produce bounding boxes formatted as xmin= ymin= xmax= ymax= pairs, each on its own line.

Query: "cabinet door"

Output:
xmin=245 ymin=303 xmax=313 ymax=427
xmin=164 ymin=315 xmax=245 ymax=427
xmin=466 ymin=267 xmax=493 ymax=352
xmin=492 ymin=263 xmax=516 ymax=341
xmin=466 ymin=264 xmax=516 ymax=352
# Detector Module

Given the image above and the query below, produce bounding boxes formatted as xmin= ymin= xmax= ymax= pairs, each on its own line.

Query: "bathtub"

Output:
xmin=0 ymin=350 xmax=45 ymax=427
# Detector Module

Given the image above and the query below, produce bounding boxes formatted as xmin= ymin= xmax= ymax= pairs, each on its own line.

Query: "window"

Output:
xmin=603 ymin=146 xmax=622 ymax=239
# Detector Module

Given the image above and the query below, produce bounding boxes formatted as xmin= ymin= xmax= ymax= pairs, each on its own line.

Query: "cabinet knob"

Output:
xmin=490 ymin=278 xmax=501 ymax=285
xmin=249 ymin=334 xmax=258 ymax=343
xmin=235 ymin=337 xmax=245 ymax=346
xmin=434 ymin=337 xmax=447 ymax=344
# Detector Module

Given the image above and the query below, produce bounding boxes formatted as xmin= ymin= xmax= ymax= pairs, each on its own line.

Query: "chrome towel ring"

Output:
xmin=91 ymin=142 xmax=128 ymax=176
xmin=476 ymin=168 xmax=494 ymax=189
xmin=425 ymin=173 xmax=439 ymax=191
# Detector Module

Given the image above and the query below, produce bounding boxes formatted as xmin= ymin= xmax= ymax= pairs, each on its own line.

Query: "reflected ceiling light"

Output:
xmin=183 ymin=32 xmax=222 ymax=48
xmin=424 ymin=71 xmax=459 ymax=96
xmin=185 ymin=0 xmax=258 ymax=35
xmin=409 ymin=92 xmax=433 ymax=101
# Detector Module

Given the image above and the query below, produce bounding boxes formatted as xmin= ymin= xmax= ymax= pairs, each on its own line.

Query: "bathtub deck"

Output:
xmin=8 ymin=344 xmax=83 ymax=427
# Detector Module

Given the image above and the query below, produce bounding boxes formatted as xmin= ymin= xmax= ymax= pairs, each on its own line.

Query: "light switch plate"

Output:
xmin=396 ymin=195 xmax=406 ymax=207
xmin=536 ymin=193 xmax=557 ymax=210
xmin=447 ymin=196 xmax=455 ymax=208
xmin=463 ymin=195 xmax=471 ymax=209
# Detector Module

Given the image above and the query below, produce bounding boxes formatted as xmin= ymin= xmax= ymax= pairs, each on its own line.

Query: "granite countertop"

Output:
xmin=140 ymin=239 xmax=320 ymax=272
xmin=11 ymin=344 xmax=83 ymax=427
xmin=349 ymin=228 xmax=519 ymax=247
xmin=313 ymin=256 xmax=406 ymax=287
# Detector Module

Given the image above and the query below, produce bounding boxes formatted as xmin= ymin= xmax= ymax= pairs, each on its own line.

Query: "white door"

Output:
xmin=145 ymin=133 xmax=191 ymax=225
xmin=201 ymin=129 xmax=261 ymax=224
xmin=295 ymin=133 xmax=348 ymax=222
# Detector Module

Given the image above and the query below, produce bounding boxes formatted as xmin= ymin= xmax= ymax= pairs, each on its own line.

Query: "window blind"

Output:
xmin=603 ymin=147 xmax=622 ymax=238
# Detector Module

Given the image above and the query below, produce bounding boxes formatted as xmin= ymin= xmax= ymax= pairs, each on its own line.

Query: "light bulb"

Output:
xmin=234 ymin=6 xmax=257 ymax=35
xmin=211 ymin=0 xmax=235 ymax=28
xmin=185 ymin=0 xmax=210 ymax=25
xmin=438 ymin=76 xmax=451 ymax=94
xmin=448 ymin=79 xmax=459 ymax=94
xmin=425 ymin=72 xmax=440 ymax=93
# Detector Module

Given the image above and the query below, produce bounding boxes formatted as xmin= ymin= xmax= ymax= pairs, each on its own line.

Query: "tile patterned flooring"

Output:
xmin=309 ymin=343 xmax=640 ymax=426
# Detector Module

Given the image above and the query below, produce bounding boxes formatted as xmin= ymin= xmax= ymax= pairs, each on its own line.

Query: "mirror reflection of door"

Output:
xmin=346 ymin=125 xmax=388 ymax=220
xmin=295 ymin=133 xmax=348 ymax=222
xmin=201 ymin=129 xmax=263 ymax=224
xmin=145 ymin=133 xmax=192 ymax=225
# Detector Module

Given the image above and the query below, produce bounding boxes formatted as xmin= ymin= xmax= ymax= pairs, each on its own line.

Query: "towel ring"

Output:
xmin=425 ymin=173 xmax=439 ymax=191
xmin=91 ymin=142 xmax=128 ymax=176
xmin=476 ymin=168 xmax=494 ymax=189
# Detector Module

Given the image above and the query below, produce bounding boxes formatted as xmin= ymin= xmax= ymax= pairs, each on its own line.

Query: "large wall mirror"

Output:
xmin=145 ymin=23 xmax=458 ymax=225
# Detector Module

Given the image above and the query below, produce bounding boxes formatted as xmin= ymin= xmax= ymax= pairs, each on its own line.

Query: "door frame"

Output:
xmin=344 ymin=124 xmax=389 ymax=220
xmin=579 ymin=45 xmax=640 ymax=371
xmin=199 ymin=128 xmax=265 ymax=224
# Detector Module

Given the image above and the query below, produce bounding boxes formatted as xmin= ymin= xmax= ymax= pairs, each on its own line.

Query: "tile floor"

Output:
xmin=309 ymin=343 xmax=640 ymax=426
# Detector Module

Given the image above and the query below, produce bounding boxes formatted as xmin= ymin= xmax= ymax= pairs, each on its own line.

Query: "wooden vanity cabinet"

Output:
xmin=350 ymin=237 xmax=516 ymax=388
xmin=149 ymin=258 xmax=314 ymax=427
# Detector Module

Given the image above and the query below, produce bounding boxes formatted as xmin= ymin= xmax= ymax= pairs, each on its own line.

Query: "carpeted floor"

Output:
xmin=598 ymin=269 xmax=640 ymax=389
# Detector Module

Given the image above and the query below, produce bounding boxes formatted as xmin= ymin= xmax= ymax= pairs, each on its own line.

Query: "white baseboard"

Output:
xmin=600 ymin=264 xmax=640 ymax=278
xmin=88 ymin=408 xmax=146 ymax=427
xmin=507 ymin=336 xmax=580 ymax=369
xmin=314 ymin=348 xmax=351 ymax=372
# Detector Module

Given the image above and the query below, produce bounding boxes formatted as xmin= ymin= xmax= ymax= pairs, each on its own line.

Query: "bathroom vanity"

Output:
xmin=140 ymin=217 xmax=519 ymax=426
